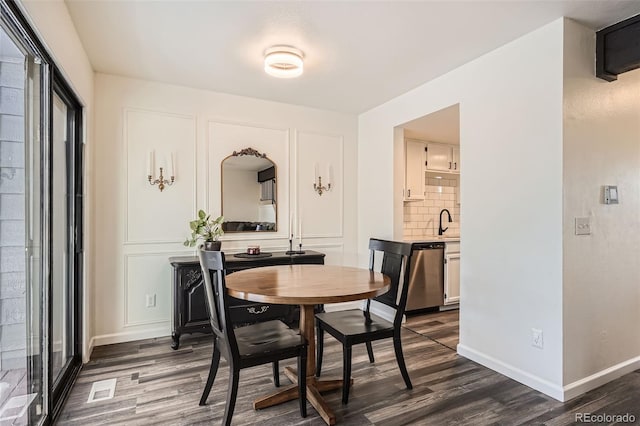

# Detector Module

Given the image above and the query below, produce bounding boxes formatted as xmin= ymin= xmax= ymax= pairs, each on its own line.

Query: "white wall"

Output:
xmin=92 ymin=74 xmax=358 ymax=345
xmin=359 ymin=19 xmax=565 ymax=398
xmin=562 ymin=20 xmax=640 ymax=397
xmin=19 ymin=0 xmax=95 ymax=362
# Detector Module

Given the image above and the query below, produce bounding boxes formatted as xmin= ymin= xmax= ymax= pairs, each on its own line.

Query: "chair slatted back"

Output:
xmin=198 ymin=249 xmax=239 ymax=358
xmin=367 ymin=239 xmax=413 ymax=326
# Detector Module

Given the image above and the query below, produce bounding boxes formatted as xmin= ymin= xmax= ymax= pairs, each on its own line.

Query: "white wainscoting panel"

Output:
xmin=307 ymin=243 xmax=344 ymax=266
xmin=311 ymin=243 xmax=361 ymax=312
xmin=207 ymin=121 xmax=289 ymax=240
xmin=124 ymin=253 xmax=174 ymax=327
xmin=125 ymin=109 xmax=196 ymax=244
xmin=296 ymin=131 xmax=343 ymax=238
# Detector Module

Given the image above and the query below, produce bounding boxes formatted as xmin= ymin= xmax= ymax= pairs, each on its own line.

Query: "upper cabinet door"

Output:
xmin=452 ymin=146 xmax=460 ymax=173
xmin=426 ymin=143 xmax=453 ymax=172
xmin=404 ymin=139 xmax=425 ymax=200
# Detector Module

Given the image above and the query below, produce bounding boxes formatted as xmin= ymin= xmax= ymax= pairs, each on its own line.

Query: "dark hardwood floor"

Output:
xmin=56 ymin=311 xmax=640 ymax=425
xmin=405 ymin=309 xmax=459 ymax=351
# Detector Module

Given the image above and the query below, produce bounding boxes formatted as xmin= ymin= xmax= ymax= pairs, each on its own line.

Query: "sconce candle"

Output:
xmin=147 ymin=151 xmax=153 ymax=177
xmin=170 ymin=153 xmax=175 ymax=177
xmin=148 ymin=151 xmax=175 ymax=192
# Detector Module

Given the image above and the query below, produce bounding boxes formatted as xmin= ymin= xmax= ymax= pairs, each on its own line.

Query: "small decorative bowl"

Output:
xmin=247 ymin=245 xmax=261 ymax=255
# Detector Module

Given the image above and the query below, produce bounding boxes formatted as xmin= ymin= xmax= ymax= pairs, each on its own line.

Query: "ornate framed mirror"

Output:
xmin=221 ymin=148 xmax=277 ymax=233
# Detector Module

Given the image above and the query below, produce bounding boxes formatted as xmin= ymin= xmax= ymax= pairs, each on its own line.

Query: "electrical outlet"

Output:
xmin=575 ymin=217 xmax=591 ymax=235
xmin=532 ymin=328 xmax=543 ymax=349
xmin=145 ymin=294 xmax=156 ymax=308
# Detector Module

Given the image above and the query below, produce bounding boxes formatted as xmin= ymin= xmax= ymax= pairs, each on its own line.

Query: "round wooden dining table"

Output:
xmin=225 ymin=264 xmax=390 ymax=426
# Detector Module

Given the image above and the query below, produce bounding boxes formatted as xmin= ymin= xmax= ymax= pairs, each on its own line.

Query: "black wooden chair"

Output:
xmin=315 ymin=238 xmax=413 ymax=404
xmin=198 ymin=249 xmax=308 ymax=425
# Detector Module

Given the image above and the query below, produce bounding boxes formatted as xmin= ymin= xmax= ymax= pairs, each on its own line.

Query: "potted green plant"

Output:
xmin=184 ymin=210 xmax=225 ymax=251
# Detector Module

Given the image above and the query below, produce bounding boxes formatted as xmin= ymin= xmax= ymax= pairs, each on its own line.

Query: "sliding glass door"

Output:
xmin=1 ymin=2 xmax=83 ymax=424
xmin=50 ymin=82 xmax=82 ymax=410
xmin=0 ymin=21 xmax=45 ymax=425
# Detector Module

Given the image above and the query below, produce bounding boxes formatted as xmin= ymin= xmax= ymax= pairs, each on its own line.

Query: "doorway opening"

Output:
xmin=394 ymin=103 xmax=461 ymax=350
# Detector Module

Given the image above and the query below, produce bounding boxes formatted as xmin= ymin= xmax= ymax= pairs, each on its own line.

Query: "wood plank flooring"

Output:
xmin=56 ymin=311 xmax=640 ymax=425
xmin=404 ymin=309 xmax=459 ymax=351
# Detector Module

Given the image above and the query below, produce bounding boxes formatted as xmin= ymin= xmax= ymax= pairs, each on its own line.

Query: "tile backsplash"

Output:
xmin=403 ymin=175 xmax=460 ymax=240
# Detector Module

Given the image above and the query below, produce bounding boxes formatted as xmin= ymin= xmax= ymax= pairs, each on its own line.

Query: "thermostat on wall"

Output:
xmin=603 ymin=185 xmax=618 ymax=204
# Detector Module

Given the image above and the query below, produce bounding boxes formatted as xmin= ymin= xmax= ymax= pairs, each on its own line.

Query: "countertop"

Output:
xmin=403 ymin=236 xmax=460 ymax=243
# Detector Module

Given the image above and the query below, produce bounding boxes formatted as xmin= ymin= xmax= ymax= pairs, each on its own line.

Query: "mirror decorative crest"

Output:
xmin=221 ymin=148 xmax=277 ymax=233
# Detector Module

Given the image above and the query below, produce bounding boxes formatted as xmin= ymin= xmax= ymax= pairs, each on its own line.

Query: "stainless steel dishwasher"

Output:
xmin=406 ymin=242 xmax=445 ymax=311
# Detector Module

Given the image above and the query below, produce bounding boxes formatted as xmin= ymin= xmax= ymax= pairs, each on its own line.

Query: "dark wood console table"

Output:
xmin=168 ymin=250 xmax=325 ymax=350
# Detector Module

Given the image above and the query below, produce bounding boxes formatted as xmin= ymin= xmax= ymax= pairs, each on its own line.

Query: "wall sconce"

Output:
xmin=147 ymin=151 xmax=175 ymax=192
xmin=313 ymin=163 xmax=332 ymax=196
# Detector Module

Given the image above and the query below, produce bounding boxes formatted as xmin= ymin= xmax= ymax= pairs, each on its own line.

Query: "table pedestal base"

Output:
xmin=253 ymin=366 xmax=353 ymax=426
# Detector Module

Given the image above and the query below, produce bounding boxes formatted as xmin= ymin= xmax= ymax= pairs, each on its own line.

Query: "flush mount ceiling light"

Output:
xmin=264 ymin=46 xmax=304 ymax=78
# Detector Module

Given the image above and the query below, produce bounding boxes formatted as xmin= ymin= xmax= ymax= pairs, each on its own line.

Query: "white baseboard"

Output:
xmin=562 ymin=355 xmax=640 ymax=401
xmin=458 ymin=344 xmax=640 ymax=402
xmin=91 ymin=326 xmax=170 ymax=348
xmin=324 ymin=301 xmax=362 ymax=312
xmin=457 ymin=343 xmax=564 ymax=401
xmin=84 ymin=336 xmax=95 ymax=363
xmin=369 ymin=300 xmax=398 ymax=323
xmin=439 ymin=303 xmax=459 ymax=311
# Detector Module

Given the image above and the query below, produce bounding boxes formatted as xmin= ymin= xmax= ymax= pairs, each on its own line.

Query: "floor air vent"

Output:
xmin=87 ymin=378 xmax=117 ymax=403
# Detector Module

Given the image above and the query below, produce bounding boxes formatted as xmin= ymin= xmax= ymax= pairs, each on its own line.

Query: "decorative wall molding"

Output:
xmin=295 ymin=130 xmax=344 ymax=239
xmin=123 ymin=107 xmax=197 ymax=244
xmin=123 ymin=251 xmax=184 ymax=328
xmin=203 ymin=118 xmax=293 ymax=214
xmin=92 ymin=76 xmax=358 ymax=350
xmin=206 ymin=120 xmax=290 ymax=242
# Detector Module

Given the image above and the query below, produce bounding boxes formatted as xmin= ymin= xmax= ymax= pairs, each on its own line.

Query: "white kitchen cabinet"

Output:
xmin=452 ymin=146 xmax=460 ymax=172
xmin=444 ymin=242 xmax=460 ymax=305
xmin=426 ymin=142 xmax=460 ymax=174
xmin=404 ymin=139 xmax=425 ymax=201
xmin=425 ymin=143 xmax=452 ymax=172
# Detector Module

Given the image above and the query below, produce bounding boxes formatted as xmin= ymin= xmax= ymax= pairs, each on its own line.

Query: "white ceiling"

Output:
xmin=402 ymin=104 xmax=460 ymax=145
xmin=65 ymin=1 xmax=640 ymax=114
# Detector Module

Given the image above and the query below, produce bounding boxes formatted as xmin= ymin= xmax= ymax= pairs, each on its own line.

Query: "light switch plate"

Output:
xmin=604 ymin=185 xmax=619 ymax=204
xmin=575 ymin=217 xmax=591 ymax=235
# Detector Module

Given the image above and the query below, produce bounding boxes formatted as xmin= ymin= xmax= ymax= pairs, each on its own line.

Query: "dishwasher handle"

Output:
xmin=412 ymin=242 xmax=445 ymax=250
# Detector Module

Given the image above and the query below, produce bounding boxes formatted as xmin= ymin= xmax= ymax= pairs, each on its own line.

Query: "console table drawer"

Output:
xmin=229 ymin=299 xmax=291 ymax=325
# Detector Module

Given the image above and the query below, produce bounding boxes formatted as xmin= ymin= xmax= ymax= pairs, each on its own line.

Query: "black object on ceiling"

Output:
xmin=597 ymin=13 xmax=640 ymax=81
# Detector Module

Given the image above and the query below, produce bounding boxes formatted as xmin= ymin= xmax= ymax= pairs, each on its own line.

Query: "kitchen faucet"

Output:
xmin=438 ymin=209 xmax=452 ymax=235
